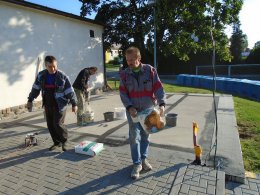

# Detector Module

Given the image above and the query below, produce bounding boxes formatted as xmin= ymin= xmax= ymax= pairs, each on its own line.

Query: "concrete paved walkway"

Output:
xmin=0 ymin=92 xmax=259 ymax=194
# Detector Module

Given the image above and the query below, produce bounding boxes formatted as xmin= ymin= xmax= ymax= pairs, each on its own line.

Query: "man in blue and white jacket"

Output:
xmin=27 ymin=56 xmax=77 ymax=151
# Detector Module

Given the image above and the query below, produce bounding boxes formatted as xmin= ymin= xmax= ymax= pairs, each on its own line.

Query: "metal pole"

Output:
xmin=153 ymin=5 xmax=157 ymax=69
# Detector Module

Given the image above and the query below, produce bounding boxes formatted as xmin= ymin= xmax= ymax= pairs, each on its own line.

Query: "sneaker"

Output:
xmin=49 ymin=143 xmax=61 ymax=151
xmin=62 ymin=142 xmax=68 ymax=151
xmin=131 ymin=164 xmax=142 ymax=179
xmin=142 ymin=159 xmax=152 ymax=171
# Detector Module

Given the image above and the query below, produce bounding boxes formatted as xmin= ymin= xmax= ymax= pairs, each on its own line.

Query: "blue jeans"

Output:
xmin=126 ymin=111 xmax=150 ymax=165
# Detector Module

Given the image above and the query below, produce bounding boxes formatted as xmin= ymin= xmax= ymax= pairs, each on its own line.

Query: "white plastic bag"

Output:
xmin=131 ymin=108 xmax=164 ymax=134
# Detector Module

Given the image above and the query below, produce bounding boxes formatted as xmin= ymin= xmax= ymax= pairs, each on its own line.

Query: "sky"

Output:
xmin=26 ymin=0 xmax=260 ymax=49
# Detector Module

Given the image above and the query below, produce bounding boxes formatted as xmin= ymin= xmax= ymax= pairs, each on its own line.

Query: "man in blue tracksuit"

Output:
xmin=27 ymin=56 xmax=77 ymax=151
xmin=119 ymin=47 xmax=166 ymax=179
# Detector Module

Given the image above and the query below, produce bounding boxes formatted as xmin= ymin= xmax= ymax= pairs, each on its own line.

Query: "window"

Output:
xmin=90 ymin=30 xmax=94 ymax=38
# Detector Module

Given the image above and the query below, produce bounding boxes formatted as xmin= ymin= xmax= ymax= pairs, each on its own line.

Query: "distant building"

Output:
xmin=241 ymin=52 xmax=250 ymax=57
xmin=105 ymin=44 xmax=122 ymax=63
xmin=254 ymin=41 xmax=260 ymax=48
xmin=241 ymin=48 xmax=250 ymax=57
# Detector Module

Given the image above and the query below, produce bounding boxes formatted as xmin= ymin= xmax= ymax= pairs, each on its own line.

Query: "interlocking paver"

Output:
xmin=1 ymin=94 xmax=260 ymax=195
xmin=126 ymin=184 xmax=138 ymax=194
xmin=226 ymin=177 xmax=260 ymax=195
xmin=18 ymin=186 xmax=37 ymax=195
xmin=248 ymin=181 xmax=258 ymax=191
xmin=189 ymin=186 xmax=207 ymax=193
xmin=179 ymin=183 xmax=189 ymax=194
xmin=169 ymin=165 xmax=226 ymax=195
xmin=199 ymin=178 xmax=207 ymax=188
xmin=207 ymin=184 xmax=216 ymax=195
xmin=137 ymin=186 xmax=153 ymax=194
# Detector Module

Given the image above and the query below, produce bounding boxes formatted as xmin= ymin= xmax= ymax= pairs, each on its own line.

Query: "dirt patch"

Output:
xmin=239 ymin=131 xmax=254 ymax=139
xmin=238 ymin=122 xmax=256 ymax=139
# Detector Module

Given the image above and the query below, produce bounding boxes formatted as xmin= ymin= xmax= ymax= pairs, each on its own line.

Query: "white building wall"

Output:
xmin=0 ymin=1 xmax=104 ymax=110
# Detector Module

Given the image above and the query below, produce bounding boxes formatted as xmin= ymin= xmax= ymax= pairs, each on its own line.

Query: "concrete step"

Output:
xmin=211 ymin=95 xmax=245 ymax=184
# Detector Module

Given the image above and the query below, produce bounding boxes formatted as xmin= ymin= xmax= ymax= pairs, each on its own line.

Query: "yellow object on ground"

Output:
xmin=193 ymin=122 xmax=199 ymax=136
xmin=245 ymin=171 xmax=257 ymax=178
xmin=194 ymin=145 xmax=202 ymax=158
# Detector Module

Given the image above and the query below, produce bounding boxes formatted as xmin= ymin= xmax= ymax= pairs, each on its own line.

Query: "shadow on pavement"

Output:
xmin=0 ymin=128 xmax=48 ymax=155
xmin=55 ymin=149 xmax=92 ymax=162
xmin=0 ymin=128 xmax=46 ymax=140
xmin=0 ymin=112 xmax=43 ymax=129
xmin=66 ymin=120 xmax=114 ymax=129
xmin=58 ymin=163 xmax=187 ymax=195
xmin=20 ymin=118 xmax=46 ymax=124
xmin=0 ymin=148 xmax=60 ymax=169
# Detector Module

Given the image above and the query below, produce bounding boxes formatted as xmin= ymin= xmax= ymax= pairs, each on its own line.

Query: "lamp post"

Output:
xmin=148 ymin=0 xmax=157 ymax=69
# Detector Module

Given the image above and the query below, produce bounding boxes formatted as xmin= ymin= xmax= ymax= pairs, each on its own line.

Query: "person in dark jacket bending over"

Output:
xmin=27 ymin=56 xmax=78 ymax=151
xmin=72 ymin=66 xmax=97 ymax=125
xmin=119 ymin=47 xmax=166 ymax=179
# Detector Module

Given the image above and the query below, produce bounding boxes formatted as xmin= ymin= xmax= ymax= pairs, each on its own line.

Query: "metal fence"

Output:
xmin=196 ymin=64 xmax=260 ymax=80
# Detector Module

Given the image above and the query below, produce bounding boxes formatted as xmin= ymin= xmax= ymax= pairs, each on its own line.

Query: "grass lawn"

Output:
xmin=233 ymin=97 xmax=260 ymax=173
xmin=107 ymin=79 xmax=260 ymax=173
xmin=105 ymin=63 xmax=120 ymax=71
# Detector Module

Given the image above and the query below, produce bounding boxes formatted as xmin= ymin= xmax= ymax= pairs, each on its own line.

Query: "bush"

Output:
xmin=246 ymin=46 xmax=260 ymax=64
xmin=109 ymin=56 xmax=122 ymax=65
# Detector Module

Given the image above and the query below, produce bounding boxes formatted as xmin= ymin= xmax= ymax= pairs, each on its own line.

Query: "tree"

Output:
xmin=94 ymin=0 xmax=152 ymax=63
xmin=79 ymin=0 xmax=243 ymax=69
xmin=230 ymin=22 xmax=248 ymax=63
xmin=246 ymin=45 xmax=260 ymax=64
xmin=79 ymin=0 xmax=101 ymax=17
xmin=254 ymin=41 xmax=260 ymax=48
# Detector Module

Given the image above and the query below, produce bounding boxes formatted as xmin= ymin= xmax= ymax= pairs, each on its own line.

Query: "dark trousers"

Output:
xmin=45 ymin=106 xmax=68 ymax=145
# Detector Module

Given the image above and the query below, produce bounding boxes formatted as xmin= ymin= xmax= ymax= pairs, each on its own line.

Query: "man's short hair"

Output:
xmin=45 ymin=56 xmax=57 ymax=64
xmin=88 ymin=66 xmax=98 ymax=72
xmin=125 ymin=46 xmax=141 ymax=59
